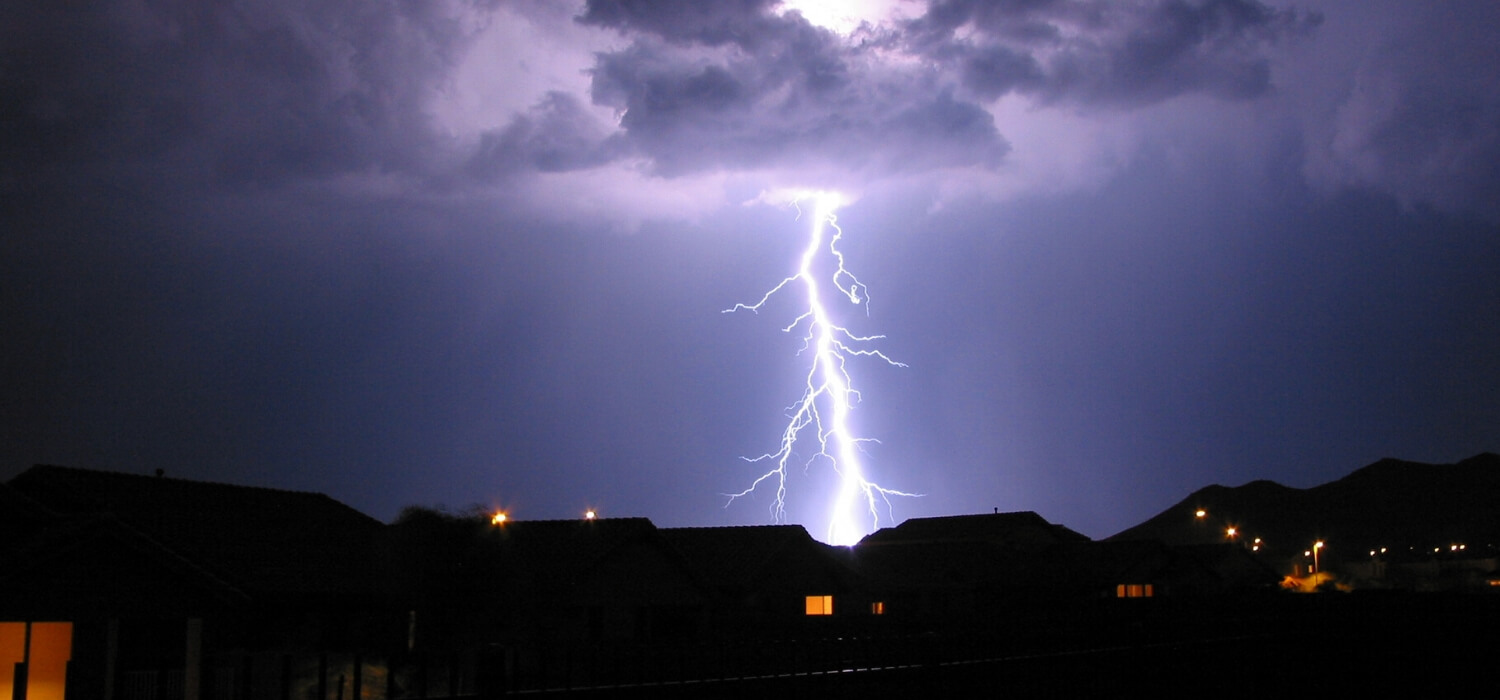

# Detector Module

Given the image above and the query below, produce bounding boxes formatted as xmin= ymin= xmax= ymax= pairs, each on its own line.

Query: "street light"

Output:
xmin=1312 ymin=540 xmax=1324 ymax=577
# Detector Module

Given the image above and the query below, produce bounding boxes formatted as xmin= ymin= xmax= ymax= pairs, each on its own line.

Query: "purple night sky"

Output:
xmin=4 ymin=0 xmax=1497 ymax=541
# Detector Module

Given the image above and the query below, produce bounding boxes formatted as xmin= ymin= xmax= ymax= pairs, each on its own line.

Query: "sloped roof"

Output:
xmin=496 ymin=517 xmax=661 ymax=570
xmin=0 ymin=483 xmax=56 ymax=560
xmin=7 ymin=465 xmax=383 ymax=598
xmin=858 ymin=511 xmax=1091 ymax=550
xmin=1174 ymin=543 xmax=1284 ymax=588
xmin=490 ymin=517 xmax=681 ymax=586
xmin=0 ymin=513 xmax=250 ymax=618
xmin=490 ymin=517 xmax=708 ymax=607
xmin=0 ymin=482 xmax=53 ymax=521
xmin=660 ymin=524 xmax=858 ymax=593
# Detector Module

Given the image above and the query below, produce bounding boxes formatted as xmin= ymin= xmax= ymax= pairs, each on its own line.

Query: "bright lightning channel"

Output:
xmin=724 ymin=192 xmax=916 ymax=546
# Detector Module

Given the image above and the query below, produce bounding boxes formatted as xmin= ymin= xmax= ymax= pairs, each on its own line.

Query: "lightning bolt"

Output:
xmin=724 ymin=192 xmax=917 ymax=546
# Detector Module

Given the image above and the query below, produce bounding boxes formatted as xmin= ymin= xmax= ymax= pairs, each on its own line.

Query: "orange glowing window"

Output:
xmin=870 ymin=601 xmax=885 ymax=615
xmin=0 ymin=622 xmax=73 ymax=700
xmin=1116 ymin=584 xmax=1154 ymax=598
xmin=0 ymin=623 xmax=22 ymax=700
xmin=805 ymin=595 xmax=834 ymax=616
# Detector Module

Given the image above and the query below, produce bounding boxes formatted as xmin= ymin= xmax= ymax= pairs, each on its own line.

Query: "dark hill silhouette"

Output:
xmin=1107 ymin=453 xmax=1500 ymax=569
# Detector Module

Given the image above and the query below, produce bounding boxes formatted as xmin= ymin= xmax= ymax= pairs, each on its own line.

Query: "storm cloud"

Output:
xmin=1 ymin=0 xmax=490 ymax=191
xmin=906 ymin=0 xmax=1321 ymax=105
xmin=519 ymin=0 xmax=1319 ymax=178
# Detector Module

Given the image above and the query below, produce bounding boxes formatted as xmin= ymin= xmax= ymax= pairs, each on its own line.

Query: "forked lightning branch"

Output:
xmin=724 ymin=193 xmax=917 ymax=546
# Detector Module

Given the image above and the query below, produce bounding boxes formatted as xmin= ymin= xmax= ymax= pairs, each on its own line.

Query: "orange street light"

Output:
xmin=1195 ymin=509 xmax=1207 ymax=519
xmin=491 ymin=512 xmax=508 ymax=525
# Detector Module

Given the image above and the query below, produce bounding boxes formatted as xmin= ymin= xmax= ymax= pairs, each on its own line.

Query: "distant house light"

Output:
xmin=491 ymin=512 xmax=508 ymax=525
xmin=805 ymin=595 xmax=834 ymax=616
xmin=584 ymin=510 xmax=596 ymax=520
xmin=870 ymin=601 xmax=885 ymax=615
xmin=1116 ymin=584 xmax=1154 ymax=598
xmin=1195 ymin=509 xmax=1206 ymax=519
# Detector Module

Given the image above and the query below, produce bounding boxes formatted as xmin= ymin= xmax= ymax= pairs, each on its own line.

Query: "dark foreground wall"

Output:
xmin=481 ymin=593 xmax=1500 ymax=697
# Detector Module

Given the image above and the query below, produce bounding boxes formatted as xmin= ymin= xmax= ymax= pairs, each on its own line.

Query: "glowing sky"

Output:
xmin=3 ymin=0 xmax=1498 ymax=540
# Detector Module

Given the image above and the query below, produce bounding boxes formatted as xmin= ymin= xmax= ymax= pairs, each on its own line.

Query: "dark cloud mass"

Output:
xmin=1315 ymin=2 xmax=1500 ymax=220
xmin=467 ymin=91 xmax=620 ymax=177
xmin=1 ymin=0 xmax=487 ymax=190
xmin=577 ymin=0 xmax=785 ymax=46
xmin=910 ymin=0 xmax=1322 ymax=106
xmin=540 ymin=0 xmax=1319 ymax=178
xmin=574 ymin=0 xmax=1011 ymax=176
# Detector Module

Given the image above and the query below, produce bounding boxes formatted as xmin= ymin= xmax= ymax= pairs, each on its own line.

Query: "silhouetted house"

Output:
xmin=848 ymin=511 xmax=1268 ymax=629
xmin=1045 ymin=540 xmax=1227 ymax=600
xmin=383 ymin=506 xmax=518 ymax=655
xmin=0 ymin=481 xmax=52 ymax=525
xmin=846 ymin=539 xmax=1031 ymax=629
xmin=1 ymin=465 xmax=391 ymax=700
xmin=659 ymin=525 xmax=863 ymax=638
xmin=849 ymin=512 xmax=1096 ymax=628
xmin=1173 ymin=543 xmax=1284 ymax=593
xmin=491 ymin=518 xmax=705 ymax=642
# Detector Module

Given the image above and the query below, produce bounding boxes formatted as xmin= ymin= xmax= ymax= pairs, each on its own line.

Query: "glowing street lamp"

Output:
xmin=584 ymin=510 xmax=597 ymax=521
xmin=491 ymin=512 xmax=508 ymax=525
xmin=1312 ymin=540 xmax=1324 ymax=575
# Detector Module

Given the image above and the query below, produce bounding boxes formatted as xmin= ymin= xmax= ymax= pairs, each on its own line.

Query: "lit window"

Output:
xmin=1116 ymin=584 xmax=1154 ymax=598
xmin=805 ymin=595 xmax=834 ymax=616
xmin=870 ymin=601 xmax=885 ymax=615
xmin=0 ymin=623 xmax=21 ymax=700
xmin=1 ymin=622 xmax=72 ymax=700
